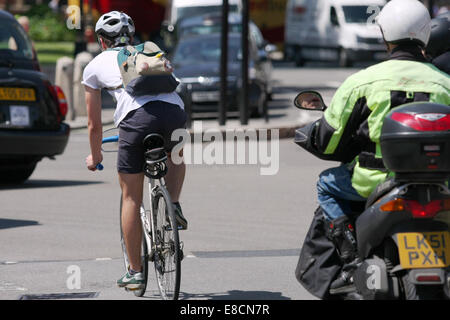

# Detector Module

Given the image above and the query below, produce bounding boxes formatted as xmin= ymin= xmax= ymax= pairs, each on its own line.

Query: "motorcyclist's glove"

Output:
xmin=294 ymin=120 xmax=320 ymax=151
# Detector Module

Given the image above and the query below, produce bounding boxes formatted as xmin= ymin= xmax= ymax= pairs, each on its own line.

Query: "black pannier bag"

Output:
xmin=295 ymin=207 xmax=342 ymax=299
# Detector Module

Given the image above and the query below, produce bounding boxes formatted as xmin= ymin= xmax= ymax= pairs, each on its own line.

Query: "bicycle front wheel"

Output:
xmin=152 ymin=185 xmax=181 ymax=300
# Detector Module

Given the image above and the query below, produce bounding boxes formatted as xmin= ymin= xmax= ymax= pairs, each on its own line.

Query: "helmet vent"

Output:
xmin=108 ymin=19 xmax=119 ymax=26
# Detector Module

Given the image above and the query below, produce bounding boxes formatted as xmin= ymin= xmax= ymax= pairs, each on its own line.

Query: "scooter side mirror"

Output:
xmin=294 ymin=91 xmax=327 ymax=111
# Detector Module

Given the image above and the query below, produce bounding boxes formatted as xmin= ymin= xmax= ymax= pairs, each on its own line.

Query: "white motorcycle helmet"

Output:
xmin=95 ymin=11 xmax=135 ymax=47
xmin=376 ymin=0 xmax=431 ymax=47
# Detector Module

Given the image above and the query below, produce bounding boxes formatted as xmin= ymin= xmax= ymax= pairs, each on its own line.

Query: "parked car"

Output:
xmin=176 ymin=12 xmax=276 ymax=97
xmin=0 ymin=10 xmax=70 ymax=184
xmin=172 ymin=33 xmax=271 ymax=117
xmin=284 ymin=0 xmax=387 ymax=67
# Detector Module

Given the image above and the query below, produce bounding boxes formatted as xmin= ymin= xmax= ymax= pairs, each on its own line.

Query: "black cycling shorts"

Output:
xmin=117 ymin=100 xmax=187 ymax=174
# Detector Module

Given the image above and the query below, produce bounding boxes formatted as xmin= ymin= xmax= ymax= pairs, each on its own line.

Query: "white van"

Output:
xmin=284 ymin=0 xmax=387 ymax=67
xmin=165 ymin=0 xmax=242 ymax=27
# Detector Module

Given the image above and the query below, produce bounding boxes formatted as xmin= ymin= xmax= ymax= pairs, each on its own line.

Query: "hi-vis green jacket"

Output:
xmin=315 ymin=46 xmax=450 ymax=198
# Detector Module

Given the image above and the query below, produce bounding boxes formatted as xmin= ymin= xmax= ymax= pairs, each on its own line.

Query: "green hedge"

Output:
xmin=34 ymin=42 xmax=75 ymax=65
xmin=25 ymin=4 xmax=77 ymax=42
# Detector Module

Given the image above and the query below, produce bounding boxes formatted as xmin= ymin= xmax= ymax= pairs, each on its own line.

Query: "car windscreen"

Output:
xmin=172 ymin=37 xmax=241 ymax=65
xmin=0 ymin=20 xmax=33 ymax=60
xmin=342 ymin=5 xmax=383 ymax=24
xmin=179 ymin=23 xmax=242 ymax=37
xmin=177 ymin=5 xmax=239 ymax=22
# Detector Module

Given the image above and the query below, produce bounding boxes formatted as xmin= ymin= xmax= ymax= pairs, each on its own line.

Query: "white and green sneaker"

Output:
xmin=116 ymin=271 xmax=145 ymax=290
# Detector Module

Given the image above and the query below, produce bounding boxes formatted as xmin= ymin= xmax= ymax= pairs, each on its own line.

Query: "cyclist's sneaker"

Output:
xmin=116 ymin=271 xmax=145 ymax=290
xmin=173 ymin=202 xmax=188 ymax=230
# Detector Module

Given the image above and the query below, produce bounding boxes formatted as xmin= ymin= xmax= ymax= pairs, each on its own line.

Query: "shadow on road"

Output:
xmin=0 ymin=180 xmax=104 ymax=190
xmin=179 ymin=290 xmax=290 ymax=300
xmin=0 ymin=218 xmax=40 ymax=230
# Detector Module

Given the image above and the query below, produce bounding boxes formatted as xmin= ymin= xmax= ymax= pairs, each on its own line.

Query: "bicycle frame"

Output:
xmin=141 ymin=176 xmax=167 ymax=262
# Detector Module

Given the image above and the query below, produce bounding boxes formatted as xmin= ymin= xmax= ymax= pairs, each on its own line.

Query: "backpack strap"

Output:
xmin=103 ymin=46 xmax=133 ymax=91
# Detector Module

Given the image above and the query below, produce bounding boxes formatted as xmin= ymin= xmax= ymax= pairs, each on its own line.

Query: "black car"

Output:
xmin=172 ymin=33 xmax=271 ymax=117
xmin=176 ymin=12 xmax=275 ymax=97
xmin=0 ymin=10 xmax=70 ymax=183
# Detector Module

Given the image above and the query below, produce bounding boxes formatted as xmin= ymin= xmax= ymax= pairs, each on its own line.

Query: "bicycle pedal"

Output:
xmin=148 ymin=250 xmax=155 ymax=262
xmin=164 ymin=225 xmax=184 ymax=231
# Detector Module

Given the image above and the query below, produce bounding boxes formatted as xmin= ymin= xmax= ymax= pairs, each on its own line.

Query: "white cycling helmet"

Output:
xmin=376 ymin=0 xmax=431 ymax=47
xmin=95 ymin=11 xmax=135 ymax=46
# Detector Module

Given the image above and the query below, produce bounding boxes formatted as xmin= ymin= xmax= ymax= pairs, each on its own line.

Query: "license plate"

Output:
xmin=192 ymin=91 xmax=220 ymax=102
xmin=10 ymin=105 xmax=30 ymax=126
xmin=0 ymin=87 xmax=36 ymax=101
xmin=397 ymin=232 xmax=450 ymax=269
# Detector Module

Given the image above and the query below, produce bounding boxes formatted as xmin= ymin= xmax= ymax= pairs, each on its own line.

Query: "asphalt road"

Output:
xmin=0 ymin=65 xmax=358 ymax=300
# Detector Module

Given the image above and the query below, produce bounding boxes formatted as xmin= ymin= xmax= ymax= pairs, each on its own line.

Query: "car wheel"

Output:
xmin=251 ymin=91 xmax=268 ymax=118
xmin=0 ymin=161 xmax=37 ymax=184
xmin=338 ymin=48 xmax=352 ymax=68
xmin=295 ymin=50 xmax=306 ymax=67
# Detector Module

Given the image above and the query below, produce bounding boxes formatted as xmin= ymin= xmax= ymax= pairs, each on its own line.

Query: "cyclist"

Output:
xmin=83 ymin=11 xmax=188 ymax=290
xmin=304 ymin=0 xmax=450 ymax=294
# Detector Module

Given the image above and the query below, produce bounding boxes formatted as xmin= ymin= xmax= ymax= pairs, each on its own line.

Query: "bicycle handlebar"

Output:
xmin=96 ymin=135 xmax=119 ymax=170
xmin=102 ymin=135 xmax=119 ymax=143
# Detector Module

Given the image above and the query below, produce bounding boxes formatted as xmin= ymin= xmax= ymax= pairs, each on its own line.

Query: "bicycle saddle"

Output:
xmin=143 ymin=133 xmax=165 ymax=149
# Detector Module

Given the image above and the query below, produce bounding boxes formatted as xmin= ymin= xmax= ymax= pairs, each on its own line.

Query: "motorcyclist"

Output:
xmin=304 ymin=0 xmax=450 ymax=295
xmin=426 ymin=11 xmax=450 ymax=74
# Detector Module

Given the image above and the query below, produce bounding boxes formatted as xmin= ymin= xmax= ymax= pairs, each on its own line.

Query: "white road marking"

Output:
xmin=0 ymin=282 xmax=27 ymax=291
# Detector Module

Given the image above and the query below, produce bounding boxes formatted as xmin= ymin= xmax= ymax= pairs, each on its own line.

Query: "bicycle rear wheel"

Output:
xmin=152 ymin=185 xmax=181 ymax=300
xmin=119 ymin=197 xmax=149 ymax=297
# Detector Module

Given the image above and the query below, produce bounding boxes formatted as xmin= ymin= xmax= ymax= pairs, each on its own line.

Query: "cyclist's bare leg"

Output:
xmin=165 ymin=150 xmax=185 ymax=203
xmin=119 ymin=172 xmax=145 ymax=272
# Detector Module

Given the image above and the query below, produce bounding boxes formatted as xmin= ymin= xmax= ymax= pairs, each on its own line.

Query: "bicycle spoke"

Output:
xmin=152 ymin=187 xmax=181 ymax=300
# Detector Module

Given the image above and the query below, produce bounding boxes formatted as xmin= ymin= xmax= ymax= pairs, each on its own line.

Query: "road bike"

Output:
xmin=99 ymin=132 xmax=182 ymax=300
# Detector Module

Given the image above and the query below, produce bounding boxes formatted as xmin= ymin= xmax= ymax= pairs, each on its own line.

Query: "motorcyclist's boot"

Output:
xmin=329 ymin=258 xmax=360 ymax=294
xmin=326 ymin=216 xmax=361 ymax=295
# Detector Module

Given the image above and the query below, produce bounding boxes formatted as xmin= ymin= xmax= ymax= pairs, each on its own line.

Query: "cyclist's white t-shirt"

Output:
xmin=81 ymin=50 xmax=184 ymax=127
